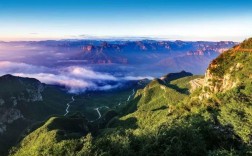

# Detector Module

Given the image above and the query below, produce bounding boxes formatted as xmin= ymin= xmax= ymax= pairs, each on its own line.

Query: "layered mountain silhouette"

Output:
xmin=1 ymin=38 xmax=251 ymax=156
xmin=0 ymin=40 xmax=236 ymax=74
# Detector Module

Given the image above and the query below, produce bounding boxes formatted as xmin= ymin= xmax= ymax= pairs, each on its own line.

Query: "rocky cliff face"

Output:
xmin=203 ymin=63 xmax=241 ymax=93
xmin=0 ymin=74 xmax=71 ymax=155
xmin=0 ymin=108 xmax=23 ymax=134
xmin=0 ymin=108 xmax=23 ymax=133
xmin=0 ymin=75 xmax=44 ymax=134
xmin=200 ymin=38 xmax=252 ymax=99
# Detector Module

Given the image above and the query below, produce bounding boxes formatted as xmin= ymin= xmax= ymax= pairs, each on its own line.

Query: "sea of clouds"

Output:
xmin=0 ymin=42 xmax=155 ymax=92
xmin=0 ymin=61 xmax=153 ymax=93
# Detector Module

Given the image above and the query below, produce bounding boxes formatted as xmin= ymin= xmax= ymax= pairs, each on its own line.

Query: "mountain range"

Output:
xmin=0 ymin=40 xmax=236 ymax=74
xmin=0 ymin=38 xmax=251 ymax=156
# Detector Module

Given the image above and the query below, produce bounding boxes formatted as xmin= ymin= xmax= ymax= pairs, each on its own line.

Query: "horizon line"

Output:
xmin=0 ymin=35 xmax=244 ymax=42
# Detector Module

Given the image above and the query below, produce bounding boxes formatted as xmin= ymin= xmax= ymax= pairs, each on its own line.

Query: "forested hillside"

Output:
xmin=9 ymin=39 xmax=252 ymax=156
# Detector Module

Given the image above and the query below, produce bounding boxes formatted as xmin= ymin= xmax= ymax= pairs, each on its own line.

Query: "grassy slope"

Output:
xmin=9 ymin=39 xmax=252 ymax=156
xmin=89 ymin=40 xmax=252 ymax=155
xmin=11 ymin=114 xmax=90 ymax=156
xmin=113 ymin=75 xmax=202 ymax=131
xmin=10 ymin=74 xmax=200 ymax=156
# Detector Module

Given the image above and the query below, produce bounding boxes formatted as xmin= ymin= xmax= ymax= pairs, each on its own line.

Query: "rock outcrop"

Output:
xmin=200 ymin=38 xmax=252 ymax=99
xmin=0 ymin=75 xmax=44 ymax=134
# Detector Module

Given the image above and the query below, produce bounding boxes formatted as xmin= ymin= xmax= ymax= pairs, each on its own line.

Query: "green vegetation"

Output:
xmin=10 ymin=113 xmax=90 ymax=156
xmin=70 ymin=88 xmax=139 ymax=121
xmin=0 ymin=75 xmax=72 ymax=155
xmin=0 ymin=75 xmax=148 ymax=155
xmin=240 ymin=38 xmax=252 ymax=48
xmin=209 ymin=49 xmax=252 ymax=79
xmin=65 ymin=79 xmax=149 ymax=121
xmin=6 ymin=39 xmax=252 ymax=156
xmin=113 ymin=75 xmax=201 ymax=130
xmin=217 ymin=88 xmax=252 ymax=143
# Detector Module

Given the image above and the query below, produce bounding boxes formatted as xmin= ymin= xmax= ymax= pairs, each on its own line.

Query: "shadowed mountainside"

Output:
xmin=9 ymin=38 xmax=252 ymax=156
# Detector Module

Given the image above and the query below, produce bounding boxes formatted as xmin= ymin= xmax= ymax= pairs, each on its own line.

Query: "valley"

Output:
xmin=64 ymin=96 xmax=75 ymax=116
xmin=0 ymin=75 xmax=149 ymax=155
xmin=1 ymin=0 xmax=251 ymax=155
xmin=0 ymin=38 xmax=251 ymax=156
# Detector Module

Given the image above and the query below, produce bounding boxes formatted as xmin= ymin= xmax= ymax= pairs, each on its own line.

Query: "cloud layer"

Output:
xmin=0 ymin=61 xmax=152 ymax=93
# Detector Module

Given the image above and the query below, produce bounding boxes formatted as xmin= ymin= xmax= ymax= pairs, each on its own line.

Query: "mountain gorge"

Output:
xmin=3 ymin=38 xmax=251 ymax=156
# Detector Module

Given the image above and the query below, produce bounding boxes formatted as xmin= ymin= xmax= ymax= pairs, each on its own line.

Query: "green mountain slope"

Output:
xmin=199 ymin=38 xmax=252 ymax=144
xmin=0 ymin=75 xmax=148 ymax=155
xmin=10 ymin=114 xmax=90 ymax=156
xmin=0 ymin=75 xmax=72 ymax=155
xmin=10 ymin=72 xmax=204 ymax=156
xmin=111 ymin=72 xmax=200 ymax=130
xmin=9 ymin=38 xmax=252 ymax=156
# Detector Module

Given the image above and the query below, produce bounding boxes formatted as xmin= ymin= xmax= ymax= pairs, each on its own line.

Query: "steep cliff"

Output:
xmin=201 ymin=38 xmax=252 ymax=98
xmin=0 ymin=75 xmax=71 ymax=155
xmin=6 ymin=39 xmax=252 ymax=156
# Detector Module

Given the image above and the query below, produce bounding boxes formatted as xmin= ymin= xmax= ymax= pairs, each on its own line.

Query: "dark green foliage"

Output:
xmin=10 ymin=73 xmax=252 ymax=156
xmin=10 ymin=115 xmax=91 ymax=156
xmin=0 ymin=75 xmax=71 ymax=155
xmin=216 ymin=89 xmax=252 ymax=143
xmin=10 ymin=74 xmax=202 ymax=156
xmin=7 ymin=39 xmax=252 ymax=156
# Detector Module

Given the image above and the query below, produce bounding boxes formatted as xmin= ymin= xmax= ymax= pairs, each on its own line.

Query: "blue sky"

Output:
xmin=0 ymin=0 xmax=252 ymax=41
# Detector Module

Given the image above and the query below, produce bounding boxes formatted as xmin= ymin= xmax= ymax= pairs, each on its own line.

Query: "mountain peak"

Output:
xmin=160 ymin=71 xmax=193 ymax=83
xmin=1 ymin=74 xmax=16 ymax=79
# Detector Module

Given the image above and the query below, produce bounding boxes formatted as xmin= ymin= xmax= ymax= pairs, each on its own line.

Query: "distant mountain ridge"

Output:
xmin=8 ymin=38 xmax=252 ymax=156
xmin=62 ymin=40 xmax=236 ymax=65
xmin=0 ymin=40 xmax=236 ymax=74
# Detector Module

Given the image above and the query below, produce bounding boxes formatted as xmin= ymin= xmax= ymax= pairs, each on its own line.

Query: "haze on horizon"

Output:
xmin=0 ymin=0 xmax=252 ymax=42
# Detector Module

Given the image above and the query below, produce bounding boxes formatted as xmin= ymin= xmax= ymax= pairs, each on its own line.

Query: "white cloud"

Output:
xmin=0 ymin=61 xmax=49 ymax=74
xmin=14 ymin=72 xmax=96 ymax=93
xmin=0 ymin=61 xmax=153 ymax=93
xmin=0 ymin=61 xmax=126 ymax=93
xmin=66 ymin=66 xmax=117 ymax=81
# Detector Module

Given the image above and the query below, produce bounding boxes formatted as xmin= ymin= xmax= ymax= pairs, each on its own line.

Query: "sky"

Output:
xmin=0 ymin=0 xmax=252 ymax=41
